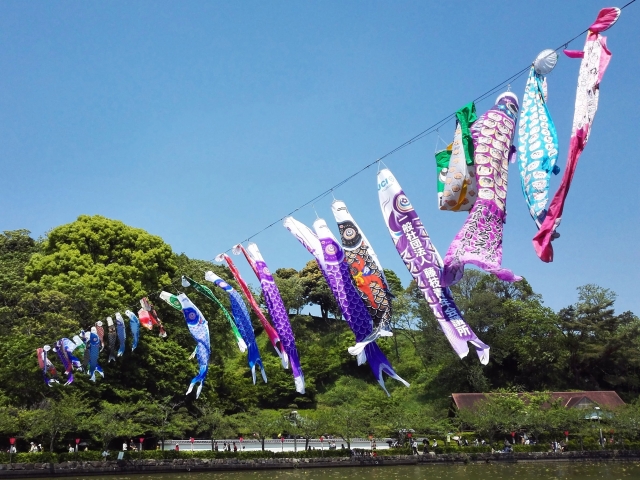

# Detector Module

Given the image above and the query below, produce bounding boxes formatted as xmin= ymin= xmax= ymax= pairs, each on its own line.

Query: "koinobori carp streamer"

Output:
xmin=377 ymin=167 xmax=490 ymax=364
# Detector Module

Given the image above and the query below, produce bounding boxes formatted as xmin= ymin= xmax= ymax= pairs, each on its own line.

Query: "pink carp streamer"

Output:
xmin=443 ymin=91 xmax=521 ymax=286
xmin=533 ymin=7 xmax=620 ymax=262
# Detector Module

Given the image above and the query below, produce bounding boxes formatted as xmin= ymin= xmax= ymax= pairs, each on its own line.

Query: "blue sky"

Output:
xmin=0 ymin=1 xmax=638 ymax=315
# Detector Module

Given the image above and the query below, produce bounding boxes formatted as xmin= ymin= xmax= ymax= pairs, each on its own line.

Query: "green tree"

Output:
xmin=0 ymin=230 xmax=40 ymax=335
xmin=232 ymin=410 xmax=282 ymax=451
xmin=24 ymin=215 xmax=177 ymax=324
xmin=87 ymin=401 xmax=142 ymax=450
xmin=195 ymin=404 xmax=235 ymax=450
xmin=23 ymin=393 xmax=89 ymax=452
xmin=519 ymin=393 xmax=579 ymax=444
xmin=299 ymin=261 xmax=339 ymax=320
xmin=138 ymin=397 xmax=196 ymax=450
xmin=273 ymin=269 xmax=305 ymax=314
xmin=557 ymin=285 xmax=640 ymax=394
xmin=610 ymin=400 xmax=640 ymax=443
xmin=318 ymin=405 xmax=366 ymax=450
xmin=382 ymin=269 xmax=403 ymax=296
xmin=374 ymin=401 xmax=418 ymax=445
xmin=455 ymin=392 xmax=525 ymax=446
xmin=292 ymin=410 xmax=325 ymax=450
xmin=0 ymin=401 xmax=23 ymax=438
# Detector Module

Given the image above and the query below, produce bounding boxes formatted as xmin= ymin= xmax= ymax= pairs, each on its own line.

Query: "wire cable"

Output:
xmin=223 ymin=1 xmax=636 ymax=251
xmin=14 ymin=2 xmax=636 ymax=353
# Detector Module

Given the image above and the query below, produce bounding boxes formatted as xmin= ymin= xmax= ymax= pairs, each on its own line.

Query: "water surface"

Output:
xmin=37 ymin=462 xmax=640 ymax=480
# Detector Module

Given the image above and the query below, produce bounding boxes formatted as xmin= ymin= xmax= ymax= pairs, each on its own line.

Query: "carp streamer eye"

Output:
xmin=344 ymin=227 xmax=357 ymax=240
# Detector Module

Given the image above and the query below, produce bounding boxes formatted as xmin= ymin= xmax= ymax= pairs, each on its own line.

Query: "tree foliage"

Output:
xmin=0 ymin=217 xmax=638 ymax=453
xmin=22 ymin=392 xmax=89 ymax=452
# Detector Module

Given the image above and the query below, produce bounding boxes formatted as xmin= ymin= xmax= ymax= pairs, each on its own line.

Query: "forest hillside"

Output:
xmin=1 ymin=216 xmax=638 ymax=451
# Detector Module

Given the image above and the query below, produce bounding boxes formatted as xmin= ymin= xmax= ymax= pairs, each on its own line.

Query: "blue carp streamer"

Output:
xmin=177 ymin=293 xmax=211 ymax=398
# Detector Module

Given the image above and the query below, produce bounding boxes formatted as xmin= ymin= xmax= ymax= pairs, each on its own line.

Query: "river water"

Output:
xmin=34 ymin=463 xmax=640 ymax=479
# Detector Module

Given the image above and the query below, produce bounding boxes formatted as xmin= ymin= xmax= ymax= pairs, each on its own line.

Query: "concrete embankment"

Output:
xmin=1 ymin=450 xmax=640 ymax=478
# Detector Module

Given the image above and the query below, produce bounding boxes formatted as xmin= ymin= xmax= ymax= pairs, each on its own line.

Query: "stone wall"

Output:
xmin=1 ymin=451 xmax=640 ymax=478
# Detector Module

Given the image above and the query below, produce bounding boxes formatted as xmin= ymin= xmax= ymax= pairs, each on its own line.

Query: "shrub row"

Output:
xmin=4 ymin=442 xmax=640 ymax=465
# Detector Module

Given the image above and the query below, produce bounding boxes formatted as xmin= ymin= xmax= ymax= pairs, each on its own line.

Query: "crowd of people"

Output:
xmin=208 ymin=441 xmax=244 ymax=452
xmin=7 ymin=434 xmax=581 ymax=456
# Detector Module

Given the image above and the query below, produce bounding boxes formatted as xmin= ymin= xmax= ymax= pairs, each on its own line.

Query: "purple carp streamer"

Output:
xmin=178 ymin=293 xmax=211 ymax=398
xmin=284 ymin=216 xmax=409 ymax=395
xmin=203 ymin=271 xmax=267 ymax=384
xmin=216 ymin=252 xmax=285 ymax=365
xmin=377 ymin=168 xmax=490 ymax=364
xmin=443 ymin=91 xmax=522 ymax=287
xmin=331 ymin=200 xmax=393 ymax=355
xmin=63 ymin=338 xmax=83 ymax=371
xmin=53 ymin=340 xmax=75 ymax=385
xmin=234 ymin=243 xmax=306 ymax=394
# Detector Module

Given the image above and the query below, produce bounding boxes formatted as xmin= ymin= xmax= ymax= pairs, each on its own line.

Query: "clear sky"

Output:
xmin=0 ymin=1 xmax=638 ymax=315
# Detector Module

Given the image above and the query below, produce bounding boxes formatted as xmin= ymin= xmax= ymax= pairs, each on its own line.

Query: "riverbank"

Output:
xmin=2 ymin=450 xmax=640 ymax=478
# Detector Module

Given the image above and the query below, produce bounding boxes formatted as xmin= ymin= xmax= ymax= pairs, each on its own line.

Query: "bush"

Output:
xmin=0 ymin=452 xmax=59 ymax=464
xmin=512 ymin=445 xmax=550 ymax=453
xmin=620 ymin=441 xmax=640 ymax=450
xmin=59 ymin=451 xmax=104 ymax=462
xmin=123 ymin=450 xmax=181 ymax=460
xmin=120 ymin=448 xmax=350 ymax=462
xmin=377 ymin=447 xmax=412 ymax=456
xmin=433 ymin=445 xmax=491 ymax=454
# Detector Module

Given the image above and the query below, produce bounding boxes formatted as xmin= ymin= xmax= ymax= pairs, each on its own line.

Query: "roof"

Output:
xmin=452 ymin=391 xmax=625 ymax=411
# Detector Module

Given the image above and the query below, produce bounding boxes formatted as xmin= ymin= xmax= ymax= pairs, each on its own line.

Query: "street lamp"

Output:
xmin=9 ymin=438 xmax=15 ymax=466
xmin=595 ymin=407 xmax=603 ymax=447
